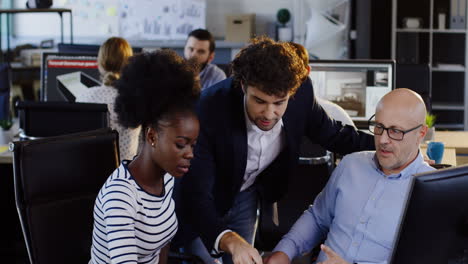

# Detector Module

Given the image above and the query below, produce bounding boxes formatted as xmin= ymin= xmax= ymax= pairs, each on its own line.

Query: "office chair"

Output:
xmin=254 ymin=137 xmax=334 ymax=252
xmin=16 ymin=101 xmax=108 ymax=139
xmin=0 ymin=62 xmax=11 ymax=121
xmin=10 ymin=128 xmax=120 ymax=264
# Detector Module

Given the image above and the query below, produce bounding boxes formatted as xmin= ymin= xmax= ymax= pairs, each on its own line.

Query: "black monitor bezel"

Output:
xmin=389 ymin=164 xmax=468 ymax=264
xmin=57 ymin=43 xmax=143 ymax=54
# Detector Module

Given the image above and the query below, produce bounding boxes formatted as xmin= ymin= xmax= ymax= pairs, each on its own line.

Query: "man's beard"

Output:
xmin=200 ymin=61 xmax=208 ymax=71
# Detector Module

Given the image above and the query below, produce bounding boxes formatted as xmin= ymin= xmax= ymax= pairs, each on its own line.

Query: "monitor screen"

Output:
xmin=308 ymin=60 xmax=395 ymax=122
xmin=40 ymin=52 xmax=101 ymax=102
xmin=389 ymin=165 xmax=468 ymax=264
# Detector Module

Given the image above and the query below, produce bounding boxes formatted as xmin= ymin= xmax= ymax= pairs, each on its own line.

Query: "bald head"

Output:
xmin=376 ymin=88 xmax=427 ymax=126
xmin=374 ymin=88 xmax=428 ymax=175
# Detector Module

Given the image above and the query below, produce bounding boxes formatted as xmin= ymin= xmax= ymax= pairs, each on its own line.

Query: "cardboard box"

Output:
xmin=225 ymin=14 xmax=256 ymax=42
xmin=20 ymin=49 xmax=54 ymax=67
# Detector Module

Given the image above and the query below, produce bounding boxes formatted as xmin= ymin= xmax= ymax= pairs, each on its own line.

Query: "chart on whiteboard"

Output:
xmin=120 ymin=0 xmax=206 ymax=40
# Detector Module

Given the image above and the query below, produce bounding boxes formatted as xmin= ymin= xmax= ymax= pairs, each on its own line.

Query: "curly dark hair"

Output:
xmin=114 ymin=50 xmax=200 ymax=134
xmin=288 ymin=42 xmax=310 ymax=82
xmin=231 ymin=36 xmax=306 ymax=97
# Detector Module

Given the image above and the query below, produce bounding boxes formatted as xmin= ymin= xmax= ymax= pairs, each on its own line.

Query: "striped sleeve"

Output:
xmin=99 ymin=180 xmax=139 ymax=264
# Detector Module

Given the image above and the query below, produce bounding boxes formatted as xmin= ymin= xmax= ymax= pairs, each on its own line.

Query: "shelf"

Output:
xmin=0 ymin=8 xmax=71 ymax=13
xmin=432 ymin=103 xmax=465 ymax=111
xmin=397 ymin=28 xmax=467 ymax=33
xmin=432 ymin=66 xmax=465 ymax=72
xmin=433 ymin=29 xmax=467 ymax=33
xmin=393 ymin=0 xmax=468 ymax=131
xmin=396 ymin=28 xmax=430 ymax=33
xmin=0 ymin=8 xmax=73 ymax=59
xmin=435 ymin=123 xmax=466 ymax=130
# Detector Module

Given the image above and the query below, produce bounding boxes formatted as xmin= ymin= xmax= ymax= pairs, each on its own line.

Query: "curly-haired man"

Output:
xmin=178 ymin=37 xmax=375 ymax=264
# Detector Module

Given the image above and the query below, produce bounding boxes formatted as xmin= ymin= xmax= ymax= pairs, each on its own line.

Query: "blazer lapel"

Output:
xmin=282 ymin=108 xmax=293 ymax=151
xmin=229 ymin=84 xmax=248 ymax=192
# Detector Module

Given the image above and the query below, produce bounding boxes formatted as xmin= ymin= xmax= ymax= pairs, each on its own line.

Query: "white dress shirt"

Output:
xmin=214 ymin=96 xmax=285 ymax=252
xmin=240 ymin=100 xmax=285 ymax=191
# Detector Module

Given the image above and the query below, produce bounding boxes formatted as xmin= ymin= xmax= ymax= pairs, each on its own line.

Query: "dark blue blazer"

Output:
xmin=179 ymin=77 xmax=375 ymax=250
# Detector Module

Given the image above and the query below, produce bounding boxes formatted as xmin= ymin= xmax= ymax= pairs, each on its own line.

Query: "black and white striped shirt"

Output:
xmin=90 ymin=161 xmax=177 ymax=264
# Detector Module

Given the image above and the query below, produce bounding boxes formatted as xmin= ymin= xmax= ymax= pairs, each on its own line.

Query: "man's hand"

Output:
xmin=219 ymin=231 xmax=263 ymax=264
xmin=423 ymin=155 xmax=435 ymax=165
xmin=263 ymin=251 xmax=290 ymax=264
xmin=317 ymin=244 xmax=350 ymax=264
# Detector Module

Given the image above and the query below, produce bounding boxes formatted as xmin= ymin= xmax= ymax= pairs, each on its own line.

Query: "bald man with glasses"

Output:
xmin=265 ymin=88 xmax=435 ymax=264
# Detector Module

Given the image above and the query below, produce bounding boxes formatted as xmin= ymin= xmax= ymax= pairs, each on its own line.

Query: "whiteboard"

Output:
xmin=14 ymin=0 xmax=206 ymax=41
xmin=51 ymin=0 xmax=120 ymax=37
xmin=120 ymin=0 xmax=206 ymax=40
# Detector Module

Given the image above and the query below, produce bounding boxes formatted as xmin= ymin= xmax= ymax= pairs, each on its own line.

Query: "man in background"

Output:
xmin=184 ymin=29 xmax=226 ymax=90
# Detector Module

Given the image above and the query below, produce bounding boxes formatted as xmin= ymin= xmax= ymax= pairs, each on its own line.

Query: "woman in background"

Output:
xmin=75 ymin=36 xmax=140 ymax=161
xmin=89 ymin=50 xmax=200 ymax=264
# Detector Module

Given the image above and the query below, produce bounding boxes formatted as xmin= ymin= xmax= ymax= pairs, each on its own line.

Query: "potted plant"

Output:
xmin=277 ymin=8 xmax=293 ymax=41
xmin=424 ymin=113 xmax=436 ymax=142
xmin=0 ymin=119 xmax=13 ymax=145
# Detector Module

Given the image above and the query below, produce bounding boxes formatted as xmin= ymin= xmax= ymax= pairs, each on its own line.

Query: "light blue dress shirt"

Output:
xmin=274 ymin=151 xmax=434 ymax=264
xmin=199 ymin=63 xmax=226 ymax=90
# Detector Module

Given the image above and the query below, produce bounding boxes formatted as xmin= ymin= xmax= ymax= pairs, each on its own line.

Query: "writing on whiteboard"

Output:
xmin=120 ymin=0 xmax=206 ymax=40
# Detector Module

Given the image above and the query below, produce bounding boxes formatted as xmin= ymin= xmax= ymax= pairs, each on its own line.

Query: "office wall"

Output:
xmin=205 ymin=0 xmax=291 ymax=38
xmin=12 ymin=0 xmax=205 ymax=42
xmin=12 ymin=0 xmax=299 ymax=40
xmin=10 ymin=0 xmax=330 ymax=45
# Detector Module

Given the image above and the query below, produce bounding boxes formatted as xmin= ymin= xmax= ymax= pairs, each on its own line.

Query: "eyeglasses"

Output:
xmin=368 ymin=114 xmax=423 ymax=141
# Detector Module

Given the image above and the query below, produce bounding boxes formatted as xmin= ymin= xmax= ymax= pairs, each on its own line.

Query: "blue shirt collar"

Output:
xmin=372 ymin=150 xmax=425 ymax=179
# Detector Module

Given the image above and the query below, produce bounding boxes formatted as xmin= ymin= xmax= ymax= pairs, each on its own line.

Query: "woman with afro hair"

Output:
xmin=89 ymin=50 xmax=200 ymax=264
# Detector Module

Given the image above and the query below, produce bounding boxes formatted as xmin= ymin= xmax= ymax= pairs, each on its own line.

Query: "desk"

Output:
xmin=0 ymin=145 xmax=11 ymax=164
xmin=0 ymin=8 xmax=73 ymax=55
xmin=432 ymin=131 xmax=468 ymax=165
xmin=137 ymin=40 xmax=246 ymax=64
xmin=0 ymin=119 xmax=19 ymax=164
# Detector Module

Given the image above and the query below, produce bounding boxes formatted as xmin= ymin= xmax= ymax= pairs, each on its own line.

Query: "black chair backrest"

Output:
xmin=16 ymin=101 xmax=108 ymax=138
xmin=255 ymin=137 xmax=334 ymax=251
xmin=11 ymin=128 xmax=120 ymax=264
xmin=0 ymin=62 xmax=11 ymax=121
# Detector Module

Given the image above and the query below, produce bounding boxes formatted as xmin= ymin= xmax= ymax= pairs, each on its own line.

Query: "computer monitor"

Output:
xmin=308 ymin=60 xmax=395 ymax=122
xmin=40 ymin=52 xmax=101 ymax=102
xmin=389 ymin=165 xmax=468 ymax=264
xmin=57 ymin=43 xmax=143 ymax=54
xmin=57 ymin=43 xmax=101 ymax=55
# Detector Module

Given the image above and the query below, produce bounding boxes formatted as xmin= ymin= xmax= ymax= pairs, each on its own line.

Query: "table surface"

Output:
xmin=0 ymin=145 xmax=11 ymax=164
xmin=0 ymin=119 xmax=19 ymax=164
xmin=433 ymin=131 xmax=468 ymax=154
